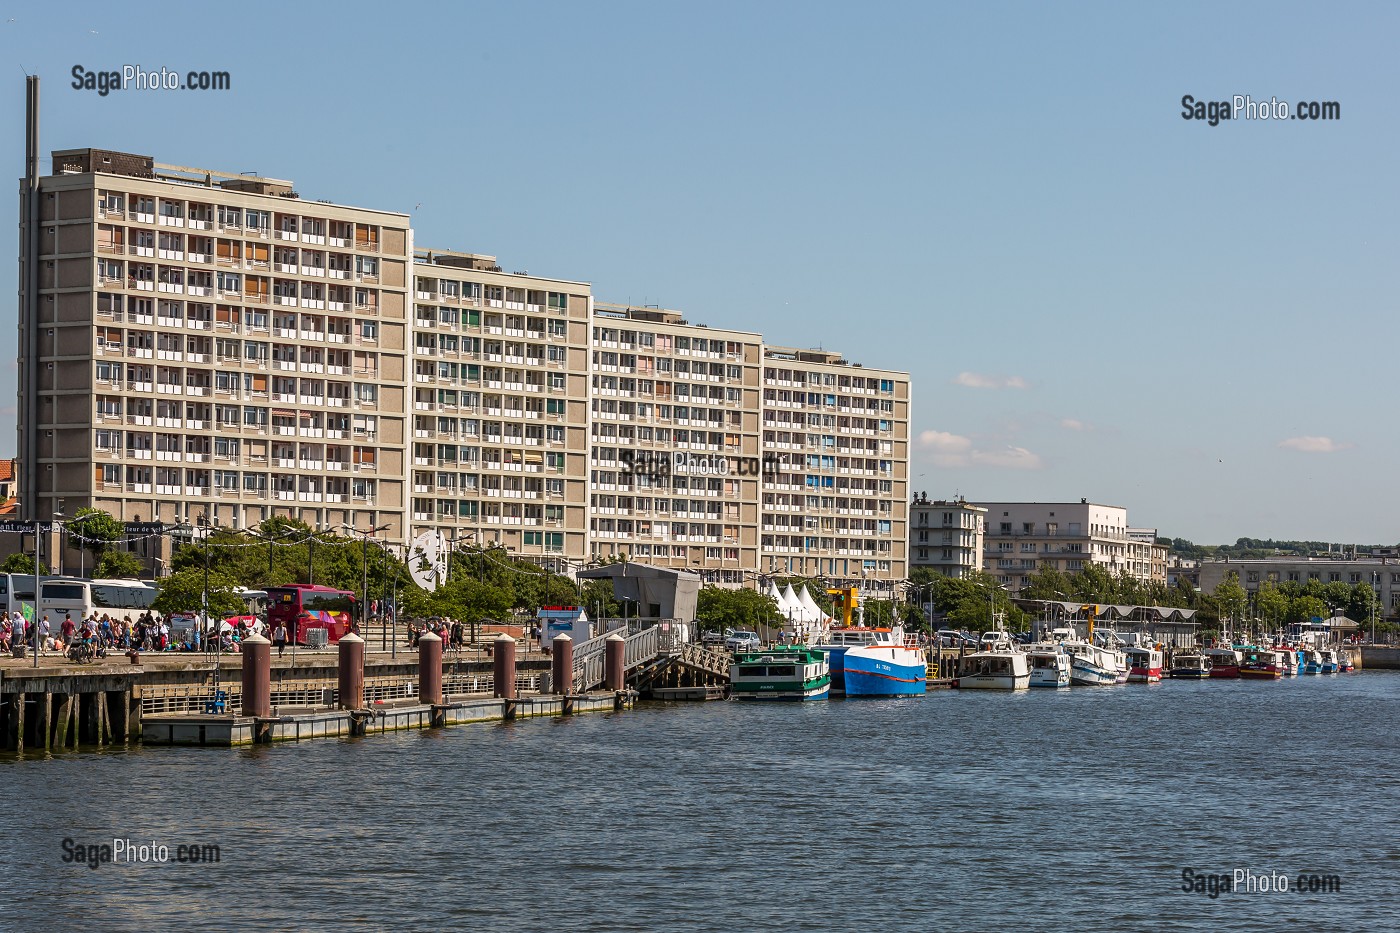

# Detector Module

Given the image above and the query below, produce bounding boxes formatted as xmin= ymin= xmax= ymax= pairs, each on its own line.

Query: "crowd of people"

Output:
xmin=406 ymin=617 xmax=466 ymax=650
xmin=0 ymin=609 xmax=268 ymax=657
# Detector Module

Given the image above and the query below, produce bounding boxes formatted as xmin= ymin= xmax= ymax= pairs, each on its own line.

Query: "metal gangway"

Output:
xmin=570 ymin=624 xmax=663 ymax=692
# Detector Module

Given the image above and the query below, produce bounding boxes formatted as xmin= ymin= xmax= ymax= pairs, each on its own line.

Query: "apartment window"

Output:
xmin=360 ymin=320 xmax=379 ymax=340
xmin=1000 ymin=522 xmax=1012 ymax=534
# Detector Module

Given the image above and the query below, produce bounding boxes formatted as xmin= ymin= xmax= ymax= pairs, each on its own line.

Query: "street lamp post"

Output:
xmin=199 ymin=514 xmax=212 ymax=656
xmin=343 ymin=522 xmax=390 ymax=634
xmin=307 ymin=526 xmax=319 ymax=586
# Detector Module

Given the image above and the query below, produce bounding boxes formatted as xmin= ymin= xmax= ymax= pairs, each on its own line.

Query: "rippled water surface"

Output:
xmin=2 ymin=673 xmax=1397 ymax=931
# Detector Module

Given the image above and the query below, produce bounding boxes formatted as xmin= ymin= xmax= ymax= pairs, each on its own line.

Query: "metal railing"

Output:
xmin=672 ymin=642 xmax=732 ymax=678
xmin=138 ymin=672 xmax=548 ymax=716
xmin=571 ymin=624 xmax=663 ymax=692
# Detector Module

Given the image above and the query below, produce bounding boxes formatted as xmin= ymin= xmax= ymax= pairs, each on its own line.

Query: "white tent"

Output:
xmin=797 ymin=586 xmax=829 ymax=625
xmin=778 ymin=584 xmax=799 ymax=617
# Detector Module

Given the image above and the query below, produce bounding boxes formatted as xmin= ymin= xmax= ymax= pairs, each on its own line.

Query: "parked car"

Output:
xmin=702 ymin=628 xmax=733 ymax=646
xmin=724 ymin=630 xmax=762 ymax=651
xmin=936 ymin=629 xmax=978 ymax=649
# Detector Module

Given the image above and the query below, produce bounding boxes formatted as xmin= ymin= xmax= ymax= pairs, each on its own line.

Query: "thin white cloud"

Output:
xmin=953 ymin=372 xmax=1027 ymax=390
xmin=917 ymin=431 xmax=1043 ymax=470
xmin=1278 ymin=436 xmax=1352 ymax=454
xmin=1060 ymin=418 xmax=1090 ymax=432
xmin=972 ymin=446 xmax=1044 ymax=470
xmin=917 ymin=430 xmax=972 ymax=453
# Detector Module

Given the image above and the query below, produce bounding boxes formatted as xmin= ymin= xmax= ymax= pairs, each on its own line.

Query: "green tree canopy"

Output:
xmin=1213 ymin=573 xmax=1247 ymax=624
xmin=0 ymin=553 xmax=47 ymax=575
xmin=96 ymin=550 xmax=143 ymax=579
xmin=152 ymin=567 xmax=245 ymax=618
xmin=69 ymin=507 xmax=125 ymax=564
xmin=695 ymin=587 xmax=783 ymax=632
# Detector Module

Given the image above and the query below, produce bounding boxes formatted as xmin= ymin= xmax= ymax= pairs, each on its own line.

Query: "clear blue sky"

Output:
xmin=2 ymin=1 xmax=1396 ymax=544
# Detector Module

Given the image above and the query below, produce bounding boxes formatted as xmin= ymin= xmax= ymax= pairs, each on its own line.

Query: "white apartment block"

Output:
xmin=909 ymin=495 xmax=985 ymax=578
xmin=978 ymin=500 xmax=1165 ymax=592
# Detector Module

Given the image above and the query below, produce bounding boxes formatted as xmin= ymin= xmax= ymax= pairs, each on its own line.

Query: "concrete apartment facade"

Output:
xmin=408 ymin=249 xmax=592 ymax=563
xmin=760 ymin=348 xmax=909 ymax=595
xmin=908 ymin=495 xmax=985 ymax=578
xmin=17 ymin=148 xmax=911 ymax=592
xmin=586 ymin=305 xmax=764 ymax=583
xmin=21 ymin=149 xmax=412 ymax=554
xmin=978 ymin=500 xmax=1166 ymax=592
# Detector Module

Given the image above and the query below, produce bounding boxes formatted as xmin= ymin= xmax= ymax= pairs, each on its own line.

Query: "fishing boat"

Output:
xmin=1062 ymin=640 xmax=1121 ymax=686
xmin=1320 ymin=648 xmax=1339 ymax=674
xmin=1239 ymin=647 xmax=1283 ymax=679
xmin=1338 ymin=651 xmax=1355 ymax=673
xmin=1272 ymin=646 xmax=1298 ymax=676
xmin=1303 ymin=648 xmax=1323 ymax=675
xmin=728 ymin=646 xmax=830 ymax=701
xmin=821 ymin=625 xmax=926 ymax=697
xmin=954 ymin=632 xmax=1030 ymax=690
xmin=1027 ymin=646 xmax=1071 ymax=688
xmin=1203 ymin=646 xmax=1241 ymax=678
xmin=812 ymin=627 xmax=883 ymax=694
xmin=1125 ymin=646 xmax=1163 ymax=683
xmin=1169 ymin=651 xmax=1211 ymax=678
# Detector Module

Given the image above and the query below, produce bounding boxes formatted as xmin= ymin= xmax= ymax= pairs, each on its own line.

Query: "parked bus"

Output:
xmin=0 ymin=573 xmax=42 ymax=617
xmin=34 ymin=577 xmax=158 ymax=621
xmin=237 ymin=588 xmax=269 ymax=618
xmin=266 ymin=585 xmax=357 ymax=646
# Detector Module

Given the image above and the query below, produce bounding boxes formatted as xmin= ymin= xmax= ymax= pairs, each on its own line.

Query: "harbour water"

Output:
xmin=3 ymin=673 xmax=1398 ymax=931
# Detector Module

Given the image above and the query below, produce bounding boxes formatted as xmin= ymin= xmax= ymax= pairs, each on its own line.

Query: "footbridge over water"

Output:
xmin=570 ymin=624 xmax=731 ymax=697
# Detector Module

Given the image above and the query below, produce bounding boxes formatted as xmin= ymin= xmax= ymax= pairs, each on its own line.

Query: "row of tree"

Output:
xmin=3 ymin=511 xmax=639 ymax=622
xmin=1162 ymin=536 xmax=1392 ymax=562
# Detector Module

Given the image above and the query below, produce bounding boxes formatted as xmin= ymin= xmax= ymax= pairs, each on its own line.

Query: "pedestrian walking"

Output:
xmin=273 ymin=621 xmax=289 ymax=659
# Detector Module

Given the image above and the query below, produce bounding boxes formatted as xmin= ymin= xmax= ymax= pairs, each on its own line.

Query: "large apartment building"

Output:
xmin=978 ymin=500 xmax=1166 ymax=593
xmin=586 ymin=305 xmax=764 ymax=583
xmin=21 ymin=149 xmax=412 ymax=549
xmin=760 ymin=348 xmax=909 ymax=592
xmin=17 ymin=146 xmax=911 ymax=591
xmin=408 ymin=249 xmax=592 ymax=562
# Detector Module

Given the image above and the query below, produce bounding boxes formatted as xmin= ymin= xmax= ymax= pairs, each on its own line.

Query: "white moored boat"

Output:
xmin=1062 ymin=640 xmax=1121 ymax=686
xmin=1125 ymin=646 xmax=1163 ymax=683
xmin=1169 ymin=652 xmax=1211 ymax=678
xmin=1028 ymin=646 xmax=1071 ymax=688
xmin=954 ymin=631 xmax=1030 ymax=690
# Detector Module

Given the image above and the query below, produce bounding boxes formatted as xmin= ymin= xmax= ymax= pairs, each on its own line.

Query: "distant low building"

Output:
xmin=976 ymin=499 xmax=1167 ymax=593
xmin=1198 ymin=557 xmax=1397 ymax=618
xmin=908 ymin=494 xmax=984 ymax=578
